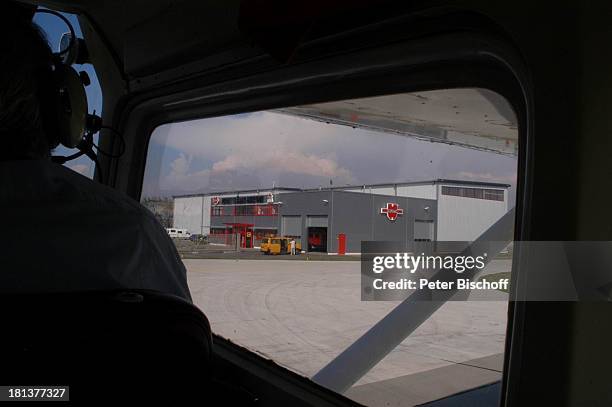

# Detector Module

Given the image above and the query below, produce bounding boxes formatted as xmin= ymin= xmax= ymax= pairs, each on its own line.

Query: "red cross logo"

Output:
xmin=211 ymin=196 xmax=221 ymax=206
xmin=380 ymin=202 xmax=404 ymax=221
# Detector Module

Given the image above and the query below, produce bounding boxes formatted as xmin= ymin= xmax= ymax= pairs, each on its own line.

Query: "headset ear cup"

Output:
xmin=54 ymin=64 xmax=88 ymax=148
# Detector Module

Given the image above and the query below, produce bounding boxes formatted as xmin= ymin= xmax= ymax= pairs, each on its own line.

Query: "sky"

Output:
xmin=142 ymin=111 xmax=518 ymax=204
xmin=34 ymin=10 xmax=103 ymax=178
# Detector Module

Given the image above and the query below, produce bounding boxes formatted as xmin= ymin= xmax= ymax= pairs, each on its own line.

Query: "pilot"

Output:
xmin=0 ymin=10 xmax=191 ymax=300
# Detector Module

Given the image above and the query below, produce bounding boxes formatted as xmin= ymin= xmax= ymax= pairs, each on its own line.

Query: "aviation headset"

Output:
xmin=0 ymin=5 xmax=123 ymax=181
xmin=36 ymin=9 xmax=98 ymax=151
xmin=32 ymin=9 xmax=126 ymax=183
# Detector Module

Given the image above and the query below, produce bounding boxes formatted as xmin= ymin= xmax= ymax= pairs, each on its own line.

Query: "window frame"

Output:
xmin=116 ymin=14 xmax=533 ymax=407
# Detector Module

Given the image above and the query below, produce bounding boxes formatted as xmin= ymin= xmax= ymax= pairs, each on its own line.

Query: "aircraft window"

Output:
xmin=34 ymin=10 xmax=103 ymax=179
xmin=142 ymin=88 xmax=518 ymax=406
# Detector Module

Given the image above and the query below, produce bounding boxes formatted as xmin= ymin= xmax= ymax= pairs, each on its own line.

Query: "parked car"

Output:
xmin=165 ymin=228 xmax=191 ymax=239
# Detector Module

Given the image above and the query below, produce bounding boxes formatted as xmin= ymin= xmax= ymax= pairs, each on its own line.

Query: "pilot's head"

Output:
xmin=0 ymin=14 xmax=56 ymax=161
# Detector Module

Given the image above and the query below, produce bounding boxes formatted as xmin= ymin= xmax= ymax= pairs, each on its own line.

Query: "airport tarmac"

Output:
xmin=186 ymin=259 xmax=510 ymax=406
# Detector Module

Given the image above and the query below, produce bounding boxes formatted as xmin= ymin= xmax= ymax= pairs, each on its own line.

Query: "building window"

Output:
xmin=255 ymin=204 xmax=278 ymax=216
xmin=221 ymin=196 xmax=267 ymax=205
xmin=441 ymin=186 xmax=504 ymax=201
xmin=211 ymin=203 xmax=278 ymax=216
xmin=235 ymin=205 xmax=249 ymax=216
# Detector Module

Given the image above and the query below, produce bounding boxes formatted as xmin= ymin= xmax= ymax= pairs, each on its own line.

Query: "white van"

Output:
xmin=166 ymin=228 xmax=191 ymax=239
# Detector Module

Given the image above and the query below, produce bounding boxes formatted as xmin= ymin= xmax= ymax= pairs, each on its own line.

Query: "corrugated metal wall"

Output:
xmin=346 ymin=184 xmax=437 ymax=200
xmin=173 ymin=196 xmax=204 ymax=235
xmin=436 ymin=186 xmax=507 ymax=241
xmin=396 ymin=184 xmax=437 ymax=200
xmin=307 ymin=216 xmax=328 ymax=227
xmin=202 ymin=196 xmax=211 ymax=235
xmin=281 ymin=216 xmax=303 ymax=244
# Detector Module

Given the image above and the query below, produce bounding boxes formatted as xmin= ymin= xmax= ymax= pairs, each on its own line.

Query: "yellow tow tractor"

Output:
xmin=260 ymin=237 xmax=301 ymax=255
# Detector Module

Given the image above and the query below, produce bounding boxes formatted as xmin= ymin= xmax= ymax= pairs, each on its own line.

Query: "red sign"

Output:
xmin=211 ymin=196 xmax=221 ymax=206
xmin=380 ymin=202 xmax=404 ymax=221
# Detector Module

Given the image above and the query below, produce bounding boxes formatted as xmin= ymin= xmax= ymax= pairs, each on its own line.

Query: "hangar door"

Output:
xmin=307 ymin=216 xmax=328 ymax=252
xmin=307 ymin=216 xmax=328 ymax=228
xmin=281 ymin=216 xmax=302 ymax=244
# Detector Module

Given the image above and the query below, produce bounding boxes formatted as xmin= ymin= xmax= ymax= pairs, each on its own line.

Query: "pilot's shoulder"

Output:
xmin=54 ymin=163 xmax=160 ymax=223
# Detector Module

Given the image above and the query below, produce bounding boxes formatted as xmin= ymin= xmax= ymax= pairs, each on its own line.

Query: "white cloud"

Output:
xmin=153 ymin=111 xmax=357 ymax=161
xmin=161 ymin=154 xmax=210 ymax=192
xmin=212 ymin=150 xmax=352 ymax=179
xmin=160 ymin=148 xmax=353 ymax=194
xmin=152 ymin=112 xmax=358 ymax=194
xmin=169 ymin=153 xmax=193 ymax=176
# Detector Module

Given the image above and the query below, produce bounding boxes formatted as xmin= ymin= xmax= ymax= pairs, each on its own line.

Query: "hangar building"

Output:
xmin=172 ymin=180 xmax=509 ymax=253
